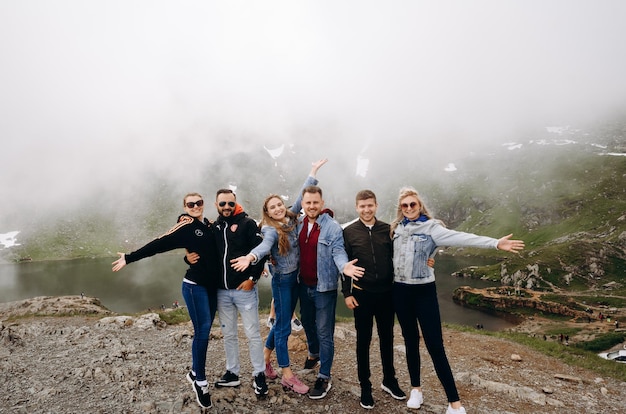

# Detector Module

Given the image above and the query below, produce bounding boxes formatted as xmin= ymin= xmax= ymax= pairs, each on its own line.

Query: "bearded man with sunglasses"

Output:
xmin=211 ymin=189 xmax=269 ymax=395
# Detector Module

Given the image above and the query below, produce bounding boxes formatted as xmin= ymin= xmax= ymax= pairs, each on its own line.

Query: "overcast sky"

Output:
xmin=1 ymin=1 xmax=625 ymax=226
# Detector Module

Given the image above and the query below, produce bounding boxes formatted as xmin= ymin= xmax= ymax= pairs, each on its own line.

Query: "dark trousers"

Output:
xmin=393 ymin=281 xmax=460 ymax=403
xmin=352 ymin=288 xmax=397 ymax=390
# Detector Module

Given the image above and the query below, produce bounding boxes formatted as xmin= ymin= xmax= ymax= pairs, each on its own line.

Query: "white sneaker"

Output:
xmin=446 ymin=405 xmax=467 ymax=414
xmin=407 ymin=389 xmax=423 ymax=409
xmin=291 ymin=317 xmax=303 ymax=331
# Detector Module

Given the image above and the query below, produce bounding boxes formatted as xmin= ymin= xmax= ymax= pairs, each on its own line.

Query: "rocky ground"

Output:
xmin=1 ymin=296 xmax=625 ymax=414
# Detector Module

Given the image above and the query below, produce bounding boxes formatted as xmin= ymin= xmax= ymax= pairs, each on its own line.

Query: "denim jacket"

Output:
xmin=249 ymin=175 xmax=318 ymax=275
xmin=392 ymin=219 xmax=498 ymax=285
xmin=297 ymin=212 xmax=349 ymax=292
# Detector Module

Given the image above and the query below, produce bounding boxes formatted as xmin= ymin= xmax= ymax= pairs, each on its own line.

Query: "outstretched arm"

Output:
xmin=231 ymin=254 xmax=255 ymax=272
xmin=112 ymin=252 xmax=127 ymax=272
xmin=497 ymin=234 xmax=525 ymax=253
xmin=342 ymin=258 xmax=365 ymax=280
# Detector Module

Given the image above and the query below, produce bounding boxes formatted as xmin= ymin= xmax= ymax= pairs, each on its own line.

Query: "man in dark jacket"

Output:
xmin=211 ymin=189 xmax=268 ymax=395
xmin=342 ymin=190 xmax=406 ymax=409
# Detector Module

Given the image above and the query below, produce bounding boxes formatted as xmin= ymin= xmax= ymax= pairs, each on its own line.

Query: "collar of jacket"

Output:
xmin=218 ymin=210 xmax=247 ymax=226
xmin=177 ymin=213 xmax=206 ymax=224
xmin=401 ymin=214 xmax=428 ymax=226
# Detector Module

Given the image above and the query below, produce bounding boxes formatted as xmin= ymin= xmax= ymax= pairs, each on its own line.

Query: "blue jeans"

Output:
xmin=299 ymin=284 xmax=337 ymax=379
xmin=265 ymin=269 xmax=299 ymax=368
xmin=181 ymin=281 xmax=216 ymax=382
xmin=217 ymin=287 xmax=265 ymax=376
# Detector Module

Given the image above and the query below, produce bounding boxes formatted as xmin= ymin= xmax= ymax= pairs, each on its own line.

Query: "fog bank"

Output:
xmin=1 ymin=1 xmax=626 ymax=233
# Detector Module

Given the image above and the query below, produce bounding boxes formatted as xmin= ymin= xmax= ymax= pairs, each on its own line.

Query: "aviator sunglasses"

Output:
xmin=401 ymin=202 xmax=418 ymax=209
xmin=218 ymin=201 xmax=236 ymax=207
xmin=185 ymin=200 xmax=204 ymax=208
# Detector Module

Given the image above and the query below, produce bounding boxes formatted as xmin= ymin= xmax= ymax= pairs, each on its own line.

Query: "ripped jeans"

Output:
xmin=217 ymin=287 xmax=265 ymax=376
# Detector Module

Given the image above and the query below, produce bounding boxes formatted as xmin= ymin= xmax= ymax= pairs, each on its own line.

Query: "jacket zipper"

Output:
xmin=222 ymin=225 xmax=229 ymax=289
xmin=368 ymin=227 xmax=379 ymax=280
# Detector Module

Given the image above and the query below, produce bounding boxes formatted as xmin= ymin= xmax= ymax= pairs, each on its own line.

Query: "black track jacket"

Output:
xmin=125 ymin=214 xmax=218 ymax=289
xmin=213 ymin=210 xmax=265 ymax=289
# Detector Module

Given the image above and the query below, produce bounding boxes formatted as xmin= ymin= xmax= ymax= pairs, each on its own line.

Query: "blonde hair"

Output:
xmin=260 ymin=194 xmax=297 ymax=256
xmin=390 ymin=186 xmax=433 ymax=235
xmin=183 ymin=192 xmax=203 ymax=207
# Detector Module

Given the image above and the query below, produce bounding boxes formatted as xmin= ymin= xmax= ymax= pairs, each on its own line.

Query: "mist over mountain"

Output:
xmin=2 ymin=2 xmax=626 ymax=295
xmin=2 ymin=117 xmax=626 ymax=297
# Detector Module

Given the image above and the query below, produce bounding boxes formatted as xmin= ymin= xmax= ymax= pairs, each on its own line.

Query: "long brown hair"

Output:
xmin=390 ymin=187 xmax=433 ymax=236
xmin=260 ymin=194 xmax=297 ymax=256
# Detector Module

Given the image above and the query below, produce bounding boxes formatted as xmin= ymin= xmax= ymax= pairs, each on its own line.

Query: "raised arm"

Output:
xmin=290 ymin=159 xmax=328 ymax=215
xmin=310 ymin=158 xmax=328 ymax=178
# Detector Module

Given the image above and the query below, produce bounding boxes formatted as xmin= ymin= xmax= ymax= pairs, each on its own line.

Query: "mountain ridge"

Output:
xmin=2 ymin=120 xmax=626 ymax=300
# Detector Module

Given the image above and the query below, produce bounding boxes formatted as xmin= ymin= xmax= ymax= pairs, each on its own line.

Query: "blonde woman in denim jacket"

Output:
xmin=230 ymin=159 xmax=327 ymax=395
xmin=390 ymin=186 xmax=524 ymax=414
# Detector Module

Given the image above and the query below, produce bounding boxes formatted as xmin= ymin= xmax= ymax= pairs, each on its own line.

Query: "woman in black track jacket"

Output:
xmin=112 ymin=192 xmax=217 ymax=409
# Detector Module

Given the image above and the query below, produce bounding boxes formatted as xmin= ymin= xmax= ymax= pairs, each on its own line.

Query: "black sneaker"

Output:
xmin=360 ymin=387 xmax=374 ymax=409
xmin=186 ymin=371 xmax=196 ymax=385
xmin=253 ymin=372 xmax=269 ymax=395
xmin=215 ymin=370 xmax=241 ymax=387
xmin=192 ymin=381 xmax=212 ymax=408
xmin=381 ymin=379 xmax=406 ymax=400
xmin=303 ymin=356 xmax=320 ymax=369
xmin=308 ymin=377 xmax=331 ymax=399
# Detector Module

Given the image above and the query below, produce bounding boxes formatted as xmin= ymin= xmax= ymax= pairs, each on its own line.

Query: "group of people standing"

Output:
xmin=112 ymin=158 xmax=524 ymax=413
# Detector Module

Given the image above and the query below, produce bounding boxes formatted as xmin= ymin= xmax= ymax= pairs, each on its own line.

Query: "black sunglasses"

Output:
xmin=218 ymin=201 xmax=236 ymax=207
xmin=401 ymin=202 xmax=418 ymax=209
xmin=185 ymin=200 xmax=204 ymax=208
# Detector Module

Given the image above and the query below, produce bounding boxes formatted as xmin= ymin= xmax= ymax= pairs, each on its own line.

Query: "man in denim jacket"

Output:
xmin=297 ymin=185 xmax=364 ymax=400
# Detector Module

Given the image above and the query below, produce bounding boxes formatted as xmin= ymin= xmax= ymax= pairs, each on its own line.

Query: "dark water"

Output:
xmin=0 ymin=254 xmax=517 ymax=330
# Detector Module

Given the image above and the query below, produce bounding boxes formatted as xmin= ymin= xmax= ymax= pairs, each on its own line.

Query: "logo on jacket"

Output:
xmin=195 ymin=229 xmax=204 ymax=237
xmin=230 ymin=224 xmax=238 ymax=232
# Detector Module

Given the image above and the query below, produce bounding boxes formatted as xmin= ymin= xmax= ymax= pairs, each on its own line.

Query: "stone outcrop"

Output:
xmin=453 ymin=287 xmax=591 ymax=320
xmin=2 ymin=296 xmax=625 ymax=413
xmin=0 ymin=295 xmax=113 ymax=318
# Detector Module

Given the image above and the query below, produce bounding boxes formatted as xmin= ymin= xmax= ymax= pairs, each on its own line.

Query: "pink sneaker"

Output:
xmin=265 ymin=362 xmax=278 ymax=380
xmin=281 ymin=374 xmax=309 ymax=394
